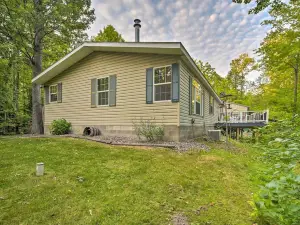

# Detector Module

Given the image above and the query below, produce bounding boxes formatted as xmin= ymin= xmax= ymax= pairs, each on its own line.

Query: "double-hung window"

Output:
xmin=154 ymin=66 xmax=172 ymax=101
xmin=49 ymin=85 xmax=58 ymax=103
xmin=191 ymin=79 xmax=204 ymax=116
xmin=97 ymin=77 xmax=109 ymax=106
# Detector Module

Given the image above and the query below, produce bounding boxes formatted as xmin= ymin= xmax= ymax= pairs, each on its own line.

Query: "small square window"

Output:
xmin=98 ymin=92 xmax=108 ymax=106
xmin=98 ymin=77 xmax=108 ymax=91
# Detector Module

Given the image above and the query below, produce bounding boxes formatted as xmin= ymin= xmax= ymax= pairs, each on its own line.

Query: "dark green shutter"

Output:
xmin=189 ymin=76 xmax=192 ymax=115
xmin=91 ymin=78 xmax=97 ymax=108
xmin=202 ymin=90 xmax=205 ymax=117
xmin=212 ymin=98 xmax=214 ymax=115
xmin=146 ymin=68 xmax=153 ymax=104
xmin=57 ymin=83 xmax=62 ymax=103
xmin=172 ymin=63 xmax=180 ymax=102
xmin=44 ymin=86 xmax=49 ymax=105
xmin=109 ymin=75 xmax=116 ymax=106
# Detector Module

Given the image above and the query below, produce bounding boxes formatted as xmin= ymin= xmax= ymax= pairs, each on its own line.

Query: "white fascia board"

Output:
xmin=85 ymin=42 xmax=181 ymax=49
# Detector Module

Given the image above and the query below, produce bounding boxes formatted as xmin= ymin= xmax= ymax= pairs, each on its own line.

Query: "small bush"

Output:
xmin=50 ymin=118 xmax=71 ymax=135
xmin=133 ymin=118 xmax=164 ymax=142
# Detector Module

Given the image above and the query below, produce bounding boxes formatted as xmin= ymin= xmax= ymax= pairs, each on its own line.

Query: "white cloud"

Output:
xmin=89 ymin=0 xmax=270 ymax=77
xmin=240 ymin=19 xmax=247 ymax=26
xmin=209 ymin=14 xmax=217 ymax=22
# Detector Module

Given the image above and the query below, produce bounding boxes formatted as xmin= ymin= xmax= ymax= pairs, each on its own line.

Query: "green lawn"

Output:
xmin=0 ymin=137 xmax=265 ymax=225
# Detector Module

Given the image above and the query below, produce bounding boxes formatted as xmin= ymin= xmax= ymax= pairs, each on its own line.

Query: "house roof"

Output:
xmin=32 ymin=42 xmax=222 ymax=103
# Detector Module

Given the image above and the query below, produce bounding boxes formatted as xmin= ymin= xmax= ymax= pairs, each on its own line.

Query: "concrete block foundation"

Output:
xmin=45 ymin=124 xmax=212 ymax=142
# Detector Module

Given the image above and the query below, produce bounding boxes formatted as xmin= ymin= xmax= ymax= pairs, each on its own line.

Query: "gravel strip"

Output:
xmin=16 ymin=134 xmax=210 ymax=152
xmin=87 ymin=135 xmax=210 ymax=152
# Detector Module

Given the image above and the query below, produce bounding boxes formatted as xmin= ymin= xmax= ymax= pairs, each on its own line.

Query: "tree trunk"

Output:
xmin=31 ymin=0 xmax=44 ymax=134
xmin=294 ymin=67 xmax=299 ymax=115
xmin=240 ymin=73 xmax=245 ymax=98
xmin=13 ymin=66 xmax=20 ymax=133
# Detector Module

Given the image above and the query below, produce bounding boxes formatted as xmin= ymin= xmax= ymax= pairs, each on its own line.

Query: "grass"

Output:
xmin=0 ymin=137 xmax=266 ymax=225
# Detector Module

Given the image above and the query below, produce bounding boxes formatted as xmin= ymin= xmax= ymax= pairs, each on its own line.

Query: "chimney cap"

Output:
xmin=134 ymin=19 xmax=141 ymax=28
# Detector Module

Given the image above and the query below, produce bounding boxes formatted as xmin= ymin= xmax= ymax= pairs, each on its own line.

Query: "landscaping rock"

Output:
xmin=20 ymin=134 xmax=210 ymax=152
xmin=172 ymin=213 xmax=189 ymax=225
xmin=91 ymin=136 xmax=210 ymax=152
xmin=76 ymin=176 xmax=84 ymax=182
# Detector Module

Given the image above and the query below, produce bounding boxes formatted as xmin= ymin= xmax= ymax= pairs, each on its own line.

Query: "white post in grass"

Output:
xmin=36 ymin=163 xmax=44 ymax=176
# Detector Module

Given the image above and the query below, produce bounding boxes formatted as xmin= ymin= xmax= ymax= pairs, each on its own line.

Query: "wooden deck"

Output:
xmin=216 ymin=110 xmax=269 ymax=128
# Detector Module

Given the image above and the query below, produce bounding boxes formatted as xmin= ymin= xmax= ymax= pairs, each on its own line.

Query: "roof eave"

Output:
xmin=179 ymin=43 xmax=222 ymax=104
xmin=32 ymin=42 xmax=182 ymax=85
xmin=31 ymin=41 xmax=221 ymax=103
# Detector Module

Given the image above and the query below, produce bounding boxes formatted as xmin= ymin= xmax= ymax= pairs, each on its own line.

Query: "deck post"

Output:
xmin=266 ymin=109 xmax=269 ymax=123
xmin=237 ymin=128 xmax=239 ymax=140
xmin=240 ymin=112 xmax=242 ymax=123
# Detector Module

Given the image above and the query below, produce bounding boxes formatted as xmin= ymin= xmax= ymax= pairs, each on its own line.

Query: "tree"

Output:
xmin=227 ymin=54 xmax=256 ymax=98
xmin=195 ymin=59 xmax=228 ymax=95
xmin=257 ymin=1 xmax=300 ymax=115
xmin=92 ymin=25 xmax=125 ymax=42
xmin=0 ymin=0 xmax=95 ymax=134
xmin=232 ymin=0 xmax=288 ymax=14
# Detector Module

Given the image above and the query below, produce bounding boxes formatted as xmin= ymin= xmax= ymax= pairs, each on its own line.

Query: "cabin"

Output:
xmin=32 ymin=19 xmax=224 ymax=141
xmin=32 ymin=41 xmax=222 ymax=141
xmin=31 ymin=20 xmax=267 ymax=141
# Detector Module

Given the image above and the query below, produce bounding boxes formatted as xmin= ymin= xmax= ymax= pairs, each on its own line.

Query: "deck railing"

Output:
xmin=219 ymin=110 xmax=269 ymax=124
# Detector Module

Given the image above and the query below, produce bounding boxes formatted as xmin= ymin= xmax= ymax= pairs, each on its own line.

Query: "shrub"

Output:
xmin=133 ymin=118 xmax=164 ymax=142
xmin=251 ymin=116 xmax=300 ymax=225
xmin=50 ymin=118 xmax=71 ymax=135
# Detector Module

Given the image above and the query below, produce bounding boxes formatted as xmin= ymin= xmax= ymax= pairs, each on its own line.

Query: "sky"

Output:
xmin=88 ymin=0 xmax=271 ymax=81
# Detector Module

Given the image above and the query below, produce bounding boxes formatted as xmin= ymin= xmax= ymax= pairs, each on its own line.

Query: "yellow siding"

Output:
xmin=45 ymin=52 xmax=180 ymax=127
xmin=227 ymin=103 xmax=249 ymax=113
xmin=179 ymin=61 xmax=219 ymax=127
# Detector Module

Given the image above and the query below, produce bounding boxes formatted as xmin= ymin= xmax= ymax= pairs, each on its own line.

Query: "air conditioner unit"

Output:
xmin=208 ymin=130 xmax=221 ymax=141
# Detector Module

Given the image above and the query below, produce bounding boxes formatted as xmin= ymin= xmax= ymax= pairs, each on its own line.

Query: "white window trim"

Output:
xmin=49 ymin=84 xmax=58 ymax=103
xmin=97 ymin=76 xmax=109 ymax=107
xmin=153 ymin=65 xmax=172 ymax=103
xmin=192 ymin=79 xmax=204 ymax=117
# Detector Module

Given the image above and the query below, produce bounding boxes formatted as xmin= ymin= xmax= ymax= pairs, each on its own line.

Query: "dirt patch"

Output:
xmin=172 ymin=213 xmax=189 ymax=225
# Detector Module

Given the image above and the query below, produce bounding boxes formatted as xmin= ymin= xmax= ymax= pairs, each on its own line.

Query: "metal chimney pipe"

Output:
xmin=133 ymin=19 xmax=141 ymax=42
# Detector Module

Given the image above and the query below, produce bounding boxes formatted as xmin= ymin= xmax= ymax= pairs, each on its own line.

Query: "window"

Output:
xmin=209 ymin=95 xmax=214 ymax=114
xmin=49 ymin=85 xmax=58 ymax=102
xmin=191 ymin=79 xmax=204 ymax=116
xmin=97 ymin=77 xmax=109 ymax=106
xmin=154 ymin=66 xmax=172 ymax=101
